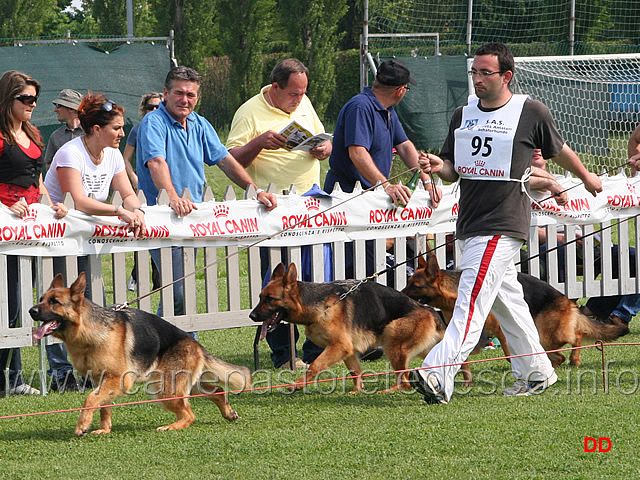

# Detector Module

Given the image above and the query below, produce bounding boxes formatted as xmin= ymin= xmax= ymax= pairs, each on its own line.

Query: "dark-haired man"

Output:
xmin=412 ymin=42 xmax=602 ymax=404
xmin=137 ymin=66 xmax=277 ymax=320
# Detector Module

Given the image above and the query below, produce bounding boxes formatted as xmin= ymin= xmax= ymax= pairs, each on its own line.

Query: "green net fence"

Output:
xmin=0 ymin=42 xmax=171 ymax=145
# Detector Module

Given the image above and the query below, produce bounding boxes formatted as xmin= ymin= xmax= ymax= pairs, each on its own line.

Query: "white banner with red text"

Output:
xmin=0 ymin=173 xmax=638 ymax=256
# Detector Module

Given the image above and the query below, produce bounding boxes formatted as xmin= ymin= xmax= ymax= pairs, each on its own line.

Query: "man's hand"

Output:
xmin=547 ymin=183 xmax=569 ymax=206
xmin=418 ymin=152 xmax=444 ymax=174
xmin=258 ymin=130 xmax=287 ymax=150
xmin=425 ymin=182 xmax=442 ymax=208
xmin=169 ymin=196 xmax=197 ymax=217
xmin=310 ymin=140 xmax=332 ymax=160
xmin=629 ymin=153 xmax=640 ymax=172
xmin=384 ymin=183 xmax=412 ymax=207
xmin=582 ymin=172 xmax=603 ymax=197
xmin=257 ymin=191 xmax=277 ymax=211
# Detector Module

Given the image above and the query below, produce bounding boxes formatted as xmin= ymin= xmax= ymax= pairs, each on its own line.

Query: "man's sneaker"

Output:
xmin=502 ymin=372 xmax=558 ymax=396
xmin=408 ymin=369 xmax=448 ymax=404
xmin=127 ymin=275 xmax=137 ymax=291
xmin=9 ymin=383 xmax=41 ymax=395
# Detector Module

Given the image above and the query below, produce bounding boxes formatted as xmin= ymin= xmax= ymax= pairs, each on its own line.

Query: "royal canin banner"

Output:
xmin=0 ymin=174 xmax=638 ymax=256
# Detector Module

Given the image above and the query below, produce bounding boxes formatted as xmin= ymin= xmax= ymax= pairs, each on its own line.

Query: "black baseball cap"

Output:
xmin=376 ymin=59 xmax=417 ymax=87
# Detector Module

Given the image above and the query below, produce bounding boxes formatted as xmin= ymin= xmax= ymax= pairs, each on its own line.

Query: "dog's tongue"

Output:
xmin=33 ymin=321 xmax=58 ymax=340
xmin=259 ymin=321 xmax=269 ymax=341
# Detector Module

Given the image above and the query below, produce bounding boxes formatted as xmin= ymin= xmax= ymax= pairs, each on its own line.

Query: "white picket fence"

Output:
xmin=1 ymin=186 xmax=638 ymax=389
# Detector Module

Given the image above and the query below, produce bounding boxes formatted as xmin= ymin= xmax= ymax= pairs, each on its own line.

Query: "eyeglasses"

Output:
xmin=144 ymin=104 xmax=159 ymax=111
xmin=101 ymin=100 xmax=115 ymax=112
xmin=467 ymin=70 xmax=503 ymax=77
xmin=396 ymin=85 xmax=410 ymax=92
xmin=14 ymin=94 xmax=38 ymax=106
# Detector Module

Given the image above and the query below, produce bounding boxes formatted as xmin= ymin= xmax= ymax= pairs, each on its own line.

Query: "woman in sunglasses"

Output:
xmin=123 ymin=91 xmax=163 ymax=190
xmin=44 ymin=93 xmax=146 ymax=237
xmin=0 ymin=70 xmax=68 ymax=395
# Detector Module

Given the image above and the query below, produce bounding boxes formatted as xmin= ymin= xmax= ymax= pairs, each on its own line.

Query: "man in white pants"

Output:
xmin=412 ymin=42 xmax=602 ymax=404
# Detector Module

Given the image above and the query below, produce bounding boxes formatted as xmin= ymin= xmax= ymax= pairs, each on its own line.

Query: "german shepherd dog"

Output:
xmin=402 ymin=255 xmax=630 ymax=373
xmin=249 ymin=262 xmax=446 ymax=393
xmin=29 ymin=273 xmax=251 ymax=436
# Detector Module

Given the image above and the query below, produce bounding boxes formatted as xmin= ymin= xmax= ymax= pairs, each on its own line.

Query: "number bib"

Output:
xmin=454 ymin=94 xmax=528 ymax=181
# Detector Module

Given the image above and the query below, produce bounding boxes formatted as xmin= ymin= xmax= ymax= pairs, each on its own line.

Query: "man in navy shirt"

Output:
xmin=324 ymin=59 xmax=438 ymax=207
xmin=324 ymin=60 xmax=439 ymax=278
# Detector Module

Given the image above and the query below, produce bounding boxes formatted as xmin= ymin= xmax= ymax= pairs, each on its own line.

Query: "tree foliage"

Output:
xmin=0 ymin=0 xmax=63 ymax=39
xmin=218 ymin=0 xmax=277 ymax=114
xmin=278 ymin=0 xmax=348 ymax=119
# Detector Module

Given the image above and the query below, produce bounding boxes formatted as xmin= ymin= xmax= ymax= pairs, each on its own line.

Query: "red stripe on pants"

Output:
xmin=463 ymin=235 xmax=501 ymax=344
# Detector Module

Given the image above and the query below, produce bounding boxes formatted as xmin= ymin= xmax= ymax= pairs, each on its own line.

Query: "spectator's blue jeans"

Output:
xmin=150 ymin=247 xmax=197 ymax=340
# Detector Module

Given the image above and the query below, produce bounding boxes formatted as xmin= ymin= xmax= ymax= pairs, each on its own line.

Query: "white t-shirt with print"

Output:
xmin=45 ymin=136 xmax=125 ymax=204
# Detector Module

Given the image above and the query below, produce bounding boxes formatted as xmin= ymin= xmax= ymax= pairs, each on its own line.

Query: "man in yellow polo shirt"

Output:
xmin=227 ymin=58 xmax=332 ymax=369
xmin=227 ymin=58 xmax=331 ymax=194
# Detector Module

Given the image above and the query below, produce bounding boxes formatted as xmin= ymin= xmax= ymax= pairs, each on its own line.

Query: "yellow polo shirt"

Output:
xmin=226 ymin=85 xmax=325 ymax=194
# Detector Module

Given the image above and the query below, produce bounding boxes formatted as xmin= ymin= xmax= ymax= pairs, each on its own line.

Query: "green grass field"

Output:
xmin=1 ymin=325 xmax=639 ymax=480
xmin=3 ymin=132 xmax=638 ymax=479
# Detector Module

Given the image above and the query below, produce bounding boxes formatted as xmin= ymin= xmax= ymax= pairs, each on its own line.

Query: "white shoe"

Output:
xmin=502 ymin=372 xmax=558 ymax=396
xmin=9 ymin=383 xmax=41 ymax=395
xmin=127 ymin=276 xmax=137 ymax=291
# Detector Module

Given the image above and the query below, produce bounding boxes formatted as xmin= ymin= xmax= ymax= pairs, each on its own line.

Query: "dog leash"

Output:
xmin=112 ymin=165 xmax=437 ymax=310
xmin=331 ymin=163 xmax=636 ymax=302
xmin=537 ymin=161 xmax=629 ymax=203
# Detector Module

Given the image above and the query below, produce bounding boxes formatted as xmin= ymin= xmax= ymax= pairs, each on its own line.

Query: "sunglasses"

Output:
xmin=101 ymin=100 xmax=116 ymax=112
xmin=15 ymin=94 xmax=39 ymax=106
xmin=144 ymin=104 xmax=159 ymax=111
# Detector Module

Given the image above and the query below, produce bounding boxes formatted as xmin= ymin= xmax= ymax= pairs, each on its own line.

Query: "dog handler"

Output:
xmin=411 ymin=42 xmax=602 ymax=403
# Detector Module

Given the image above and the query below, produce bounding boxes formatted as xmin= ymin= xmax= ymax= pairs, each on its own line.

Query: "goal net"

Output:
xmin=512 ymin=54 xmax=640 ymax=174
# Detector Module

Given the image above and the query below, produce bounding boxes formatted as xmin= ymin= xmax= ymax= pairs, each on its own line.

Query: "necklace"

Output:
xmin=266 ymin=88 xmax=276 ymax=108
xmin=83 ymin=137 xmax=103 ymax=164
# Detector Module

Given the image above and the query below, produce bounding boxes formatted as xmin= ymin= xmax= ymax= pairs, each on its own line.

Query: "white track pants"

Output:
xmin=421 ymin=235 xmax=554 ymax=401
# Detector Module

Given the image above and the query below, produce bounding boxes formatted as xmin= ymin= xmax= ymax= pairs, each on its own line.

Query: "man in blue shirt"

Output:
xmin=324 ymin=60 xmax=439 ymax=278
xmin=137 ymin=66 xmax=277 ymax=318
xmin=325 ymin=59 xmax=438 ymax=206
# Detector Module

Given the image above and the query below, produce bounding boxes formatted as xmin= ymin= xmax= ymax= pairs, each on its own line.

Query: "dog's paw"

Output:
xmin=90 ymin=428 xmax=111 ymax=435
xmin=227 ymin=409 xmax=239 ymax=422
xmin=74 ymin=427 xmax=88 ymax=437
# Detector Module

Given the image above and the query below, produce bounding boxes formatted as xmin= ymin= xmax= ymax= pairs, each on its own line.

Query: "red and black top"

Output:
xmin=0 ymin=135 xmax=43 ymax=206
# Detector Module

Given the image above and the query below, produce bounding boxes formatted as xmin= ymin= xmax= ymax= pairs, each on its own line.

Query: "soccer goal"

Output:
xmin=513 ymin=54 xmax=640 ymax=173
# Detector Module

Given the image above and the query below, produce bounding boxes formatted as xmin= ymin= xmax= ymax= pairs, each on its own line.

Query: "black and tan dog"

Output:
xmin=29 ymin=273 xmax=251 ymax=436
xmin=402 ymin=255 xmax=630 ymax=370
xmin=249 ymin=262 xmax=445 ymax=392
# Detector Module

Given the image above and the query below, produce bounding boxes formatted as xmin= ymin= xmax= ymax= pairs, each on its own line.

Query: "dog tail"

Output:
xmin=203 ymin=353 xmax=253 ymax=391
xmin=578 ymin=311 xmax=630 ymax=342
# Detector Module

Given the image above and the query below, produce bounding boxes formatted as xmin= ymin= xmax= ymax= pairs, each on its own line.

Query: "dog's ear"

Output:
xmin=426 ymin=255 xmax=441 ymax=281
xmin=417 ymin=254 xmax=427 ymax=270
xmin=272 ymin=263 xmax=285 ymax=280
xmin=283 ymin=263 xmax=298 ymax=286
xmin=50 ymin=273 xmax=65 ymax=290
xmin=70 ymin=272 xmax=87 ymax=302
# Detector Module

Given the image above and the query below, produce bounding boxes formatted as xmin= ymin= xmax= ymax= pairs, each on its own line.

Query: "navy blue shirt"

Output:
xmin=324 ymin=87 xmax=409 ymax=193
